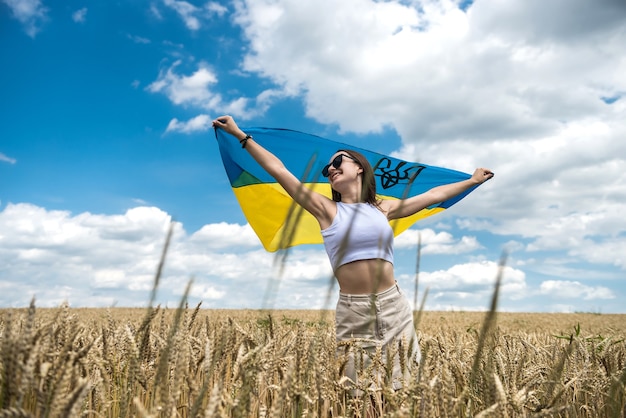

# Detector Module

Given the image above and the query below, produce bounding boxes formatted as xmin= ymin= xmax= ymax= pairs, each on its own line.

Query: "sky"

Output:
xmin=1 ymin=0 xmax=625 ymax=313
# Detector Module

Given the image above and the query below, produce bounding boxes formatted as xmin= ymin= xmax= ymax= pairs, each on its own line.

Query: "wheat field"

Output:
xmin=1 ymin=300 xmax=625 ymax=417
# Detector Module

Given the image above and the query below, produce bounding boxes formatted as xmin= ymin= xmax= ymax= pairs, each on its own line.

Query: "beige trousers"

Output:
xmin=335 ymin=283 xmax=421 ymax=393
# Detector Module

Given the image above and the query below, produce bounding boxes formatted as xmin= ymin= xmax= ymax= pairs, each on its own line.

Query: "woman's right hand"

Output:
xmin=212 ymin=115 xmax=246 ymax=140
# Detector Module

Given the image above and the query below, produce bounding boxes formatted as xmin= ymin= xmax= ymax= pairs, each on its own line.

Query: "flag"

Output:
xmin=214 ymin=127 xmax=479 ymax=252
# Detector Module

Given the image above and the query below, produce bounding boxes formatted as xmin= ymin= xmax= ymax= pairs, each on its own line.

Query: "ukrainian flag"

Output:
xmin=215 ymin=127 xmax=478 ymax=252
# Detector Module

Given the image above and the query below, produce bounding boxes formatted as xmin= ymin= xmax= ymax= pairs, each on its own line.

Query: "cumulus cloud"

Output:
xmin=147 ymin=60 xmax=220 ymax=107
xmin=1 ymin=203 xmax=621 ymax=312
xmin=397 ymin=258 xmax=617 ymax=312
xmin=1 ymin=0 xmax=48 ymax=37
xmin=420 ymin=260 xmax=526 ymax=292
xmin=188 ymin=222 xmax=259 ymax=249
xmin=284 ymin=0 xmax=620 ymax=142
xmin=165 ymin=114 xmax=213 ymax=133
xmin=0 ymin=203 xmax=333 ymax=309
xmin=395 ymin=228 xmax=481 ymax=254
xmin=401 ymin=260 xmax=527 ymax=310
xmin=539 ymin=280 xmax=615 ymax=300
xmin=146 ymin=60 xmax=273 ymax=120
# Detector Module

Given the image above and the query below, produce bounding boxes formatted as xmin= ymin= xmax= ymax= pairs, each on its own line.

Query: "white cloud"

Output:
xmin=72 ymin=7 xmax=87 ymax=23
xmin=395 ymin=228 xmax=481 ymax=254
xmin=401 ymin=259 xmax=528 ymax=310
xmin=188 ymin=222 xmax=259 ymax=249
xmin=516 ymin=258 xmax=619 ymax=282
xmin=165 ymin=114 xmax=212 ymax=133
xmin=127 ymin=33 xmax=151 ymax=44
xmin=163 ymin=0 xmax=226 ymax=31
xmin=230 ymin=0 xmax=625 ymax=149
xmin=1 ymin=203 xmax=622 ymax=312
xmin=0 ymin=203 xmax=334 ymax=309
xmin=0 ymin=152 xmax=16 ymax=164
xmin=186 ymin=282 xmax=225 ymax=300
xmin=420 ymin=260 xmax=526 ymax=292
xmin=205 ymin=2 xmax=227 ymax=17
xmin=0 ymin=203 xmax=175 ymax=306
xmin=163 ymin=0 xmax=201 ymax=30
xmin=1 ymin=0 xmax=48 ymax=37
xmin=94 ymin=269 xmax=127 ymax=289
xmin=400 ymin=259 xmax=615 ymax=311
xmin=539 ymin=280 xmax=615 ymax=300
xmin=147 ymin=60 xmax=220 ymax=107
xmin=147 ymin=60 xmax=270 ymax=120
xmin=570 ymin=238 xmax=626 ymax=270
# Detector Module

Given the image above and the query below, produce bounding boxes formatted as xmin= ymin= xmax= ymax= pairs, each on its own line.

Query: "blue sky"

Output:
xmin=1 ymin=0 xmax=625 ymax=313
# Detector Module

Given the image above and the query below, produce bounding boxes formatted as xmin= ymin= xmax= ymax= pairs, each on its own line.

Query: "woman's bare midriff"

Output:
xmin=335 ymin=258 xmax=396 ymax=295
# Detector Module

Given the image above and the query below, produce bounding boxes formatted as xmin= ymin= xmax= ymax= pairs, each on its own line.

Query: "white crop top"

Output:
xmin=321 ymin=202 xmax=394 ymax=271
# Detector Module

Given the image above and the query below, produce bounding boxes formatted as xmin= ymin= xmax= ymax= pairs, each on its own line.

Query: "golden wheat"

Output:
xmin=0 ymin=304 xmax=624 ymax=417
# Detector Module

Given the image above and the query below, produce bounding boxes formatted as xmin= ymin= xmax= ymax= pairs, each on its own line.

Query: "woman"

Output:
xmin=212 ymin=115 xmax=494 ymax=394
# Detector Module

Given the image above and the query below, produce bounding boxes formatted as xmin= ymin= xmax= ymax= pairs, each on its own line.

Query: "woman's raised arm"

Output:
xmin=212 ymin=115 xmax=335 ymax=227
xmin=381 ymin=167 xmax=494 ymax=220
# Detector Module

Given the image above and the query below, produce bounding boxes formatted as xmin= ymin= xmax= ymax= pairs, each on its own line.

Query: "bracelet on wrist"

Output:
xmin=239 ymin=134 xmax=252 ymax=149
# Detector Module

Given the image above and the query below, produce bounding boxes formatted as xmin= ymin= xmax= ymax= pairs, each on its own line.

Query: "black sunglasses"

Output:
xmin=322 ymin=154 xmax=358 ymax=178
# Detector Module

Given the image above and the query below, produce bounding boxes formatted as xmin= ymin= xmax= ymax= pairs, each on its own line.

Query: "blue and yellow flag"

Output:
xmin=215 ymin=127 xmax=478 ymax=252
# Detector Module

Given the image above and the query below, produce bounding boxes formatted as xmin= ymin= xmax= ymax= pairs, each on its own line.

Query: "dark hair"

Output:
xmin=330 ymin=149 xmax=380 ymax=207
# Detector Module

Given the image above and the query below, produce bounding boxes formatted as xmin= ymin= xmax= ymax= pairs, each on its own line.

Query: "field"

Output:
xmin=1 ymin=303 xmax=625 ymax=417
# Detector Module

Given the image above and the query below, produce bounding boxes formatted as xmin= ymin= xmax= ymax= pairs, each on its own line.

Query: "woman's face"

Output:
xmin=324 ymin=152 xmax=362 ymax=186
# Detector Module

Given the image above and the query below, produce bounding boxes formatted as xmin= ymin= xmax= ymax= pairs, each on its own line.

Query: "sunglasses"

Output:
xmin=322 ymin=154 xmax=358 ymax=178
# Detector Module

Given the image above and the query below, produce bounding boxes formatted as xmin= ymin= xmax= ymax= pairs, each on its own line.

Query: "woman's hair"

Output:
xmin=331 ymin=149 xmax=380 ymax=207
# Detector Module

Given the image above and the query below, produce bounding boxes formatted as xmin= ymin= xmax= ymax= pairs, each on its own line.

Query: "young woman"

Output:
xmin=212 ymin=115 xmax=494 ymax=393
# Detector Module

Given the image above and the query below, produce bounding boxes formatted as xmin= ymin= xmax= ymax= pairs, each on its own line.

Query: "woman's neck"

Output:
xmin=337 ymin=182 xmax=362 ymax=203
xmin=339 ymin=193 xmax=361 ymax=204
